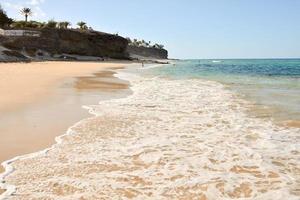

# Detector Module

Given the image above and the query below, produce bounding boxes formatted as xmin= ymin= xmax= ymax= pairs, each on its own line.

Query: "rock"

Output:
xmin=0 ymin=28 xmax=129 ymax=60
xmin=127 ymin=45 xmax=168 ymax=59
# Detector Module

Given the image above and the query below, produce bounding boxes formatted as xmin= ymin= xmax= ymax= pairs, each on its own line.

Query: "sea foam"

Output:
xmin=0 ymin=66 xmax=299 ymax=199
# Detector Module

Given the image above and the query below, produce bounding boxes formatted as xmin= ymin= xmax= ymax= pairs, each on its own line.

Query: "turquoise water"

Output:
xmin=147 ymin=59 xmax=300 ymax=122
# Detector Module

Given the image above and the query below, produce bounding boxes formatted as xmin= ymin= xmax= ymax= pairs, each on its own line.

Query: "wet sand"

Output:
xmin=0 ymin=61 xmax=131 ymax=173
xmin=282 ymin=120 xmax=300 ymax=128
xmin=2 ymin=75 xmax=298 ymax=199
xmin=245 ymin=102 xmax=300 ymax=128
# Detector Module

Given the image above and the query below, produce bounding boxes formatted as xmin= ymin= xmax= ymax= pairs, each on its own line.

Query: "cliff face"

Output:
xmin=0 ymin=28 xmax=129 ymax=59
xmin=127 ymin=45 xmax=168 ymax=59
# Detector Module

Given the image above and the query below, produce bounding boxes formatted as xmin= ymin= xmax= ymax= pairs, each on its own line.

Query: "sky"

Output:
xmin=1 ymin=0 xmax=300 ymax=59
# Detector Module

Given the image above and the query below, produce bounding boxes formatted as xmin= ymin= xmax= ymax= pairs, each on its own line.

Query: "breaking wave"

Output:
xmin=1 ymin=67 xmax=299 ymax=199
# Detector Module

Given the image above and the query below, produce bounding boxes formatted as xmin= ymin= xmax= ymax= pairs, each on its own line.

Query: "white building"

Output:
xmin=0 ymin=28 xmax=40 ymax=37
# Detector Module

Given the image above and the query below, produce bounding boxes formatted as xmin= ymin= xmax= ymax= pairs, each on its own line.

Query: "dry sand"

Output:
xmin=0 ymin=61 xmax=131 ymax=172
xmin=0 ymin=61 xmax=130 ymax=113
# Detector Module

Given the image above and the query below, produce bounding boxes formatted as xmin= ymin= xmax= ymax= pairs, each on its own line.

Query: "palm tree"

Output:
xmin=64 ymin=21 xmax=71 ymax=28
xmin=20 ymin=8 xmax=32 ymax=22
xmin=58 ymin=21 xmax=71 ymax=29
xmin=133 ymin=39 xmax=138 ymax=45
xmin=77 ymin=21 xmax=87 ymax=30
xmin=154 ymin=43 xmax=162 ymax=49
xmin=157 ymin=44 xmax=164 ymax=49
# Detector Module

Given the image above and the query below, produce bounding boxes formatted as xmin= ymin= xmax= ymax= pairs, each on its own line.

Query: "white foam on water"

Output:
xmin=0 ymin=66 xmax=299 ymax=199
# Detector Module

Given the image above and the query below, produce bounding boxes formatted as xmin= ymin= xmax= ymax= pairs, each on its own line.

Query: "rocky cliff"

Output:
xmin=127 ymin=45 xmax=168 ymax=60
xmin=0 ymin=28 xmax=129 ymax=60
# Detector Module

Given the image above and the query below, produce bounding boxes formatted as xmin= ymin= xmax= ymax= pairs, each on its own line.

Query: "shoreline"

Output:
xmin=0 ymin=104 xmax=104 ymax=198
xmin=1 ymin=67 xmax=298 ymax=199
xmin=0 ymin=107 xmax=96 ymax=198
xmin=1 ymin=62 xmax=299 ymax=199
xmin=0 ymin=68 xmax=130 ymax=167
xmin=0 ymin=61 xmax=135 ymax=198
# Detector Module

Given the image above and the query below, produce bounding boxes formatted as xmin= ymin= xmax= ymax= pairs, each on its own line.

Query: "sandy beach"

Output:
xmin=2 ymin=0 xmax=298 ymax=198
xmin=0 ymin=61 xmax=131 ymax=113
xmin=0 ymin=61 xmax=299 ymax=199
xmin=0 ymin=61 xmax=131 ymax=172
xmin=0 ymin=67 xmax=298 ymax=199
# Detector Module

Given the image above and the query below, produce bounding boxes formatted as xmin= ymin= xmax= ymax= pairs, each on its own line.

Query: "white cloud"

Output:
xmin=33 ymin=5 xmax=46 ymax=18
xmin=2 ymin=2 xmax=23 ymax=11
xmin=27 ymin=0 xmax=45 ymax=6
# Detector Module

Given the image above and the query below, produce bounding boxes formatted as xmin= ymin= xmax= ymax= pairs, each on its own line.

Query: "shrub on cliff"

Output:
xmin=0 ymin=5 xmax=13 ymax=27
xmin=10 ymin=21 xmax=27 ymax=28
xmin=77 ymin=21 xmax=88 ymax=30
xmin=10 ymin=20 xmax=45 ymax=28
xmin=58 ymin=21 xmax=71 ymax=29
xmin=45 ymin=20 xmax=58 ymax=28
xmin=153 ymin=43 xmax=164 ymax=49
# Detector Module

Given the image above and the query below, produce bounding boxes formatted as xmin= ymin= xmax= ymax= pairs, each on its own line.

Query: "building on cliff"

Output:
xmin=0 ymin=28 xmax=40 ymax=37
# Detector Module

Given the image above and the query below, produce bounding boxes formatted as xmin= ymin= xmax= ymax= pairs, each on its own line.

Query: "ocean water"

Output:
xmin=1 ymin=61 xmax=300 ymax=199
xmin=145 ymin=59 xmax=300 ymax=123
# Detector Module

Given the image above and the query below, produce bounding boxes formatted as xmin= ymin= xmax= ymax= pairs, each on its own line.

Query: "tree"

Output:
xmin=153 ymin=43 xmax=164 ymax=49
xmin=157 ymin=44 xmax=164 ymax=49
xmin=77 ymin=21 xmax=87 ymax=30
xmin=45 ymin=20 xmax=57 ymax=28
xmin=0 ymin=5 xmax=13 ymax=27
xmin=20 ymin=8 xmax=32 ymax=22
xmin=126 ymin=37 xmax=132 ymax=44
xmin=58 ymin=21 xmax=71 ymax=29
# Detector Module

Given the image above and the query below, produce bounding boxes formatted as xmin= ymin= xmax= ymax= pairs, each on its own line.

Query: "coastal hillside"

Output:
xmin=0 ymin=5 xmax=168 ymax=62
xmin=0 ymin=28 xmax=169 ymax=61
xmin=0 ymin=28 xmax=129 ymax=61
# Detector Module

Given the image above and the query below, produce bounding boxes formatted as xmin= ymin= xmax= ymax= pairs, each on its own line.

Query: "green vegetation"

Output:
xmin=10 ymin=19 xmax=72 ymax=30
xmin=0 ymin=5 xmax=13 ymax=27
xmin=127 ymin=38 xmax=165 ymax=49
xmin=77 ymin=21 xmax=88 ymax=30
xmin=58 ymin=21 xmax=71 ymax=29
xmin=0 ymin=5 xmax=90 ymax=31
xmin=153 ymin=43 xmax=165 ymax=49
xmin=10 ymin=20 xmax=44 ymax=28
xmin=20 ymin=8 xmax=32 ymax=22
xmin=45 ymin=20 xmax=57 ymax=28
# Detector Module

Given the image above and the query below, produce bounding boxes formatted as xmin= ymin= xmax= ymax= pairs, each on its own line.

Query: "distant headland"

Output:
xmin=0 ymin=5 xmax=168 ymax=62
